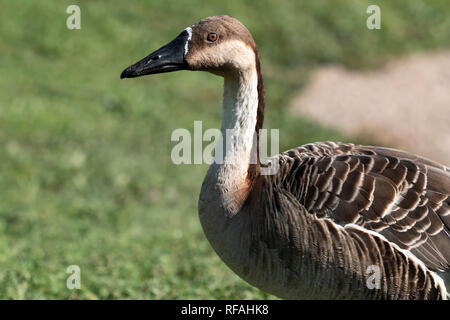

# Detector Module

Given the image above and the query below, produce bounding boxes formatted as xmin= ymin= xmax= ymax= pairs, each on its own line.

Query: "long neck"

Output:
xmin=208 ymin=69 xmax=257 ymax=215
xmin=220 ymin=69 xmax=259 ymax=170
xmin=222 ymin=62 xmax=264 ymax=203
xmin=197 ymin=48 xmax=266 ymax=279
xmin=201 ymin=60 xmax=264 ymax=216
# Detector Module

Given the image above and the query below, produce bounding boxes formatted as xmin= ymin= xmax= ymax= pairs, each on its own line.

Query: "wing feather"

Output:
xmin=278 ymin=142 xmax=450 ymax=272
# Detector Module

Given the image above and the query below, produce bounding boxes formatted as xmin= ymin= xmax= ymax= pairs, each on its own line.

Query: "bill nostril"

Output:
xmin=146 ymin=55 xmax=161 ymax=65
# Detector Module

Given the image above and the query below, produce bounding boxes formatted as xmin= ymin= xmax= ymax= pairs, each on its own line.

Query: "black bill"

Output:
xmin=120 ymin=30 xmax=190 ymax=79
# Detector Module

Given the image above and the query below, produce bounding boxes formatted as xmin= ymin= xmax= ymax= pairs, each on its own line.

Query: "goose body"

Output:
xmin=121 ymin=15 xmax=450 ymax=299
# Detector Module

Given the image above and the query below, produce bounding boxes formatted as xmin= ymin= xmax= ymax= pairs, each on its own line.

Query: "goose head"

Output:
xmin=120 ymin=15 xmax=259 ymax=79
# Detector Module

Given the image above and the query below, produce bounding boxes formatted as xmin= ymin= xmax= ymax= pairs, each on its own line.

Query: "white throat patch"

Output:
xmin=184 ymin=27 xmax=193 ymax=57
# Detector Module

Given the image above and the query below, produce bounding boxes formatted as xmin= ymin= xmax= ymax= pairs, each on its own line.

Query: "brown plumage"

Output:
xmin=246 ymin=142 xmax=449 ymax=298
xmin=278 ymin=142 xmax=450 ymax=271
xmin=121 ymin=15 xmax=450 ymax=299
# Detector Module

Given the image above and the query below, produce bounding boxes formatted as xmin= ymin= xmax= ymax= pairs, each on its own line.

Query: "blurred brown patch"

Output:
xmin=290 ymin=51 xmax=450 ymax=166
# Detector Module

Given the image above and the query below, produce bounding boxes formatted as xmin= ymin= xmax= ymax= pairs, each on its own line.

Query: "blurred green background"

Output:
xmin=0 ymin=0 xmax=449 ymax=299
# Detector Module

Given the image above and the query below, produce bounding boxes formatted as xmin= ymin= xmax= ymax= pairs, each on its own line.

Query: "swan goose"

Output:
xmin=121 ymin=15 xmax=450 ymax=299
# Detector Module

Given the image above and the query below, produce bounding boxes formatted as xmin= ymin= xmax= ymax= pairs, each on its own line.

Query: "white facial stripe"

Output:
xmin=184 ymin=27 xmax=193 ymax=57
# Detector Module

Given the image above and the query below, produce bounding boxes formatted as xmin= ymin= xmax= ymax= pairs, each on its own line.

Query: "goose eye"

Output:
xmin=207 ymin=32 xmax=217 ymax=42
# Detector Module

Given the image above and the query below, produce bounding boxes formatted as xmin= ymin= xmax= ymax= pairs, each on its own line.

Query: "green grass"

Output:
xmin=0 ymin=0 xmax=449 ymax=299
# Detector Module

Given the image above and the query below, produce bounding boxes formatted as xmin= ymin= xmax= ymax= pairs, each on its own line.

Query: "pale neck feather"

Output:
xmin=220 ymin=68 xmax=259 ymax=167
xmin=198 ymin=65 xmax=259 ymax=274
xmin=200 ymin=66 xmax=259 ymax=217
